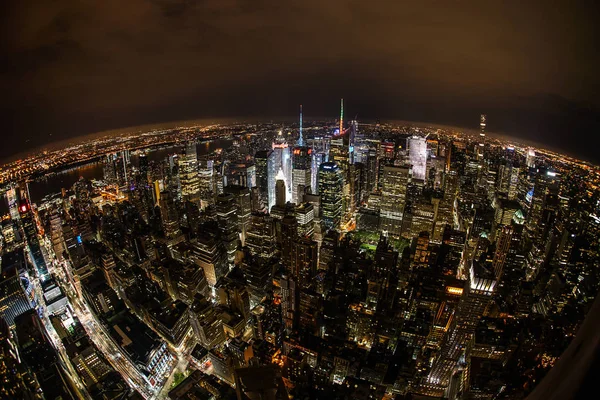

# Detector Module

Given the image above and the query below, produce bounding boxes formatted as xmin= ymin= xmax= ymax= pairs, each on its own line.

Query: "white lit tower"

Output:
xmin=6 ymin=186 xmax=20 ymax=221
xmin=478 ymin=114 xmax=486 ymax=159
xmin=526 ymin=147 xmax=536 ymax=169
xmin=272 ymin=131 xmax=292 ymax=202
xmin=408 ymin=136 xmax=427 ymax=182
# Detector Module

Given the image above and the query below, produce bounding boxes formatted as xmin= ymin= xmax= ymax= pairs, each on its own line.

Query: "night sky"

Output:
xmin=1 ymin=1 xmax=599 ymax=162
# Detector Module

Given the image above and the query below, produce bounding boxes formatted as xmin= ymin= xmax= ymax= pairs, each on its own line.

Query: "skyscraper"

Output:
xmin=224 ymin=185 xmax=252 ymax=246
xmin=192 ymin=234 xmax=228 ymax=287
xmin=408 ymin=136 xmax=427 ymax=182
xmin=272 ymin=133 xmax=292 ymax=202
xmin=159 ymin=190 xmax=181 ymax=240
xmin=526 ymin=147 xmax=536 ymax=169
xmin=379 ymin=164 xmax=410 ymax=236
xmin=339 ymin=98 xmax=344 ymax=135
xmin=5 ymin=186 xmax=20 ymax=221
xmin=198 ymin=157 xmax=214 ymax=209
xmin=318 ymin=162 xmax=343 ymax=230
xmin=478 ymin=114 xmax=487 ymax=159
xmin=290 ymin=236 xmax=318 ymax=287
xmin=275 ymin=168 xmax=287 ymax=208
xmin=291 ymin=146 xmax=312 ymax=204
xmin=348 ymin=120 xmax=358 ymax=164
xmin=255 ymin=150 xmax=277 ymax=211
xmin=0 ymin=251 xmax=33 ymax=328
xmin=246 ymin=213 xmax=277 ymax=260
xmin=216 ymin=193 xmax=239 ymax=266
xmin=179 ymin=143 xmax=201 ymax=204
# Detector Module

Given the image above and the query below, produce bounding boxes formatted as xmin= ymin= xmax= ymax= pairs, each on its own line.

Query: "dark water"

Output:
xmin=24 ymin=139 xmax=231 ymax=205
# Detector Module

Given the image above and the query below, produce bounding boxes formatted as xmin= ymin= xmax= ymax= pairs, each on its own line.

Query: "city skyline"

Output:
xmin=0 ymin=113 xmax=597 ymax=399
xmin=1 ymin=1 xmax=600 ymax=162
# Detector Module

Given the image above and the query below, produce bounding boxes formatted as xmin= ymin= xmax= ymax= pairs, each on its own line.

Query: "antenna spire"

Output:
xmin=298 ymin=104 xmax=303 ymax=146
xmin=340 ymin=98 xmax=344 ymax=134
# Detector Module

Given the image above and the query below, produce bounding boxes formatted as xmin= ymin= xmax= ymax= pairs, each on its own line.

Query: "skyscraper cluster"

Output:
xmin=0 ymin=112 xmax=598 ymax=400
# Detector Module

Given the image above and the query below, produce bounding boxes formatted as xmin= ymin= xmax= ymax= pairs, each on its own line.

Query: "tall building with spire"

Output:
xmin=339 ymin=98 xmax=344 ymax=135
xmin=478 ymin=114 xmax=487 ymax=159
xmin=291 ymin=104 xmax=312 ymax=203
xmin=255 ymin=150 xmax=277 ymax=211
xmin=298 ymin=104 xmax=304 ymax=147
xmin=272 ymin=131 xmax=292 ymax=202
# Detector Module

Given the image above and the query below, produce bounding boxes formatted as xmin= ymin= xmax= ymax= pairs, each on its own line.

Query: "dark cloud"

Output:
xmin=1 ymin=1 xmax=599 ymax=162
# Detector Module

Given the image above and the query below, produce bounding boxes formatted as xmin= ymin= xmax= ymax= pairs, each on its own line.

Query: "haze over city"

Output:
xmin=1 ymin=1 xmax=600 ymax=162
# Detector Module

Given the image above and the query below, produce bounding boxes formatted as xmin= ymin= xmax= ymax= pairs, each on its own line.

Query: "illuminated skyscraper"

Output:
xmin=5 ymin=187 xmax=20 ymax=221
xmin=290 ymin=237 xmax=318 ymax=287
xmin=339 ymin=98 xmax=344 ymax=135
xmin=159 ymin=190 xmax=181 ymax=240
xmin=307 ymin=136 xmax=329 ymax=194
xmin=0 ymin=251 xmax=33 ymax=328
xmin=216 ymin=193 xmax=239 ymax=265
xmin=480 ymin=114 xmax=486 ymax=140
xmin=198 ymin=157 xmax=214 ymax=209
xmin=408 ymin=136 xmax=427 ymax=182
xmin=527 ymin=168 xmax=560 ymax=239
xmin=526 ymin=147 xmax=536 ymax=169
xmin=255 ymin=150 xmax=277 ymax=210
xmin=224 ymin=185 xmax=252 ymax=246
xmin=318 ymin=162 xmax=343 ymax=230
xmin=291 ymin=146 xmax=312 ymax=204
xmin=349 ymin=120 xmax=358 ymax=164
xmin=192 ymin=235 xmax=228 ymax=287
xmin=295 ymin=202 xmax=315 ymax=237
xmin=477 ymin=114 xmax=487 ymax=159
xmin=272 ymin=133 xmax=292 ymax=201
xmin=246 ymin=213 xmax=277 ymax=260
xmin=179 ymin=143 xmax=201 ymax=204
xmin=379 ymin=164 xmax=411 ymax=236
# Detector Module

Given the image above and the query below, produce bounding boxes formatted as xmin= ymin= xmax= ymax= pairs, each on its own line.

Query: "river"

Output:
xmin=24 ymin=139 xmax=232 ymax=205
